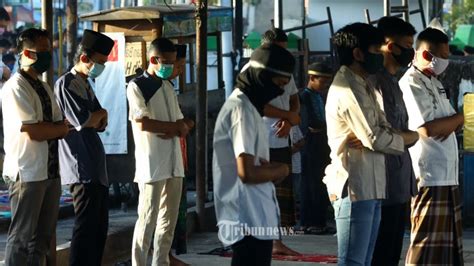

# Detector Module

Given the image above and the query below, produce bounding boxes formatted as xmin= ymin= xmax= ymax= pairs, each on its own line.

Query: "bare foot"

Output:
xmin=170 ymin=253 xmax=190 ymax=266
xmin=272 ymin=240 xmax=301 ymax=256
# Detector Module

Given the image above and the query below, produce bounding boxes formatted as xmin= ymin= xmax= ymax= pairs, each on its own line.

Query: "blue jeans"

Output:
xmin=333 ymin=197 xmax=381 ymax=266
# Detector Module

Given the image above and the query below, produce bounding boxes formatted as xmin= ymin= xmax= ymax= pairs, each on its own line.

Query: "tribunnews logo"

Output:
xmin=218 ymin=220 xmax=304 ymax=246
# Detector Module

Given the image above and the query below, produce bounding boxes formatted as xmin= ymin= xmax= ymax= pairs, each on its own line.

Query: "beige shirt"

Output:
xmin=323 ymin=66 xmax=405 ymax=201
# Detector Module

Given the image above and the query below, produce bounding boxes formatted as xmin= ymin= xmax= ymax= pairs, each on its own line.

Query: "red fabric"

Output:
xmin=221 ymin=253 xmax=337 ymax=263
xmin=180 ymin=137 xmax=188 ymax=172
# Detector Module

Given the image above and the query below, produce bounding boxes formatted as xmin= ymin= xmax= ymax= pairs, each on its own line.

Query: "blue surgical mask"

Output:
xmin=89 ymin=62 xmax=106 ymax=79
xmin=155 ymin=64 xmax=174 ymax=79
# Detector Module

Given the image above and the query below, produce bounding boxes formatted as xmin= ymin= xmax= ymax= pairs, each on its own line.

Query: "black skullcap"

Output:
xmin=464 ymin=45 xmax=474 ymax=55
xmin=175 ymin=44 xmax=187 ymax=59
xmin=249 ymin=44 xmax=295 ymax=77
xmin=308 ymin=62 xmax=333 ymax=77
xmin=81 ymin=29 xmax=115 ymax=56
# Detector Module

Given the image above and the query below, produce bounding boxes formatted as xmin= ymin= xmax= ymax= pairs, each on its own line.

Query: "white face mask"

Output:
xmin=427 ymin=53 xmax=449 ymax=75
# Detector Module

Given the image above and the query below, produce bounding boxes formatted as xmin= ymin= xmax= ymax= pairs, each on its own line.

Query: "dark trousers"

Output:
xmin=371 ymin=202 xmax=409 ymax=266
xmin=231 ymin=236 xmax=273 ymax=266
xmin=5 ymin=178 xmax=61 ymax=266
xmin=69 ymin=183 xmax=109 ymax=266
xmin=270 ymin=147 xmax=295 ymax=227
xmin=300 ymin=133 xmax=330 ymax=227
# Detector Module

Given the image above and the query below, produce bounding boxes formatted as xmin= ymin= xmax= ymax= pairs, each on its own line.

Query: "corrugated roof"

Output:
xmin=80 ymin=4 xmax=232 ymax=22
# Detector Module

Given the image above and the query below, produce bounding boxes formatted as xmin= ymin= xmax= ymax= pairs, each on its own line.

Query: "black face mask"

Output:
xmin=391 ymin=43 xmax=415 ymax=67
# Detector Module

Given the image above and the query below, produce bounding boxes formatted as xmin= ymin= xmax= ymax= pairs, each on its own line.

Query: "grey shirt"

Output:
xmin=370 ymin=69 xmax=417 ymax=205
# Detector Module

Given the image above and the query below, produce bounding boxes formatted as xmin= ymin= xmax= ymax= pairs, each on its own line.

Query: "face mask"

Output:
xmin=155 ymin=63 xmax=174 ymax=79
xmin=30 ymin=51 xmax=52 ymax=74
xmin=427 ymin=53 xmax=449 ymax=75
xmin=7 ymin=63 xmax=14 ymax=71
xmin=88 ymin=62 xmax=106 ymax=79
xmin=360 ymin=51 xmax=384 ymax=75
xmin=392 ymin=43 xmax=415 ymax=67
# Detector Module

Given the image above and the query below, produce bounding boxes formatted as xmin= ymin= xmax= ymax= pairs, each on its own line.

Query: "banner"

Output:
xmin=465 ymin=93 xmax=474 ymax=152
xmin=92 ymin=32 xmax=128 ymax=154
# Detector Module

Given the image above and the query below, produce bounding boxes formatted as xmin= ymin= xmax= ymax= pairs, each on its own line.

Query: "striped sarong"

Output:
xmin=270 ymin=147 xmax=295 ymax=227
xmin=406 ymin=186 xmax=463 ymax=265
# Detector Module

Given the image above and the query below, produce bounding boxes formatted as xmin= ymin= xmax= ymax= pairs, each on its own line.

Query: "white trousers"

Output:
xmin=132 ymin=177 xmax=183 ymax=266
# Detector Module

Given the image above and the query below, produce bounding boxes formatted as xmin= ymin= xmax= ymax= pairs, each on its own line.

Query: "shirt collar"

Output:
xmin=410 ymin=65 xmax=443 ymax=90
xmin=71 ymin=67 xmax=90 ymax=88
xmin=340 ymin=65 xmax=367 ymax=87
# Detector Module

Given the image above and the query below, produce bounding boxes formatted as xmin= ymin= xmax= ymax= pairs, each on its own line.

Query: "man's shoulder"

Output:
xmin=3 ymin=72 xmax=30 ymax=92
xmin=55 ymin=71 xmax=81 ymax=89
xmin=399 ymin=67 xmax=420 ymax=87
xmin=131 ymin=73 xmax=162 ymax=89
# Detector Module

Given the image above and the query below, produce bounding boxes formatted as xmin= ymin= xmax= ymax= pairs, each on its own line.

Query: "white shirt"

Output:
xmin=2 ymin=72 xmax=63 ymax=182
xmin=213 ymin=89 xmax=280 ymax=246
xmin=240 ymin=62 xmax=299 ymax=148
xmin=323 ymin=66 xmax=405 ymax=201
xmin=399 ymin=66 xmax=459 ymax=187
xmin=290 ymin=126 xmax=304 ymax=174
xmin=127 ymin=76 xmax=185 ymax=183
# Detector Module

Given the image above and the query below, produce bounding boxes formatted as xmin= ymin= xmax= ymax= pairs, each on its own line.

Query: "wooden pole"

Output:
xmin=66 ymin=0 xmax=77 ymax=69
xmin=195 ymin=0 xmax=208 ymax=232
xmin=58 ymin=15 xmax=64 ymax=76
xmin=42 ymin=0 xmax=53 ymax=86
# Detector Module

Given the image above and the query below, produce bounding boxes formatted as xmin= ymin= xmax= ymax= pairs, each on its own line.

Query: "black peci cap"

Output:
xmin=81 ymin=29 xmax=115 ymax=56
xmin=308 ymin=62 xmax=333 ymax=77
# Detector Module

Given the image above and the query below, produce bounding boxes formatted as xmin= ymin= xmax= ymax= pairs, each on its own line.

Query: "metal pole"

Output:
xmin=301 ymin=0 xmax=306 ymax=39
xmin=220 ymin=0 xmax=234 ymax=97
xmin=234 ymin=0 xmax=243 ymax=58
xmin=42 ymin=0 xmax=54 ymax=86
xmin=195 ymin=0 xmax=208 ymax=232
xmin=384 ymin=0 xmax=391 ymax=16
xmin=419 ymin=0 xmax=427 ymax=28
xmin=274 ymin=0 xmax=283 ymax=28
xmin=66 ymin=0 xmax=77 ymax=70
xmin=402 ymin=0 xmax=409 ymax=22
xmin=364 ymin=9 xmax=371 ymax=24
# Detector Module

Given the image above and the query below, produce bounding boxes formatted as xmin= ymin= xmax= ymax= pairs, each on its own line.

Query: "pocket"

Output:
xmin=332 ymin=198 xmax=342 ymax=218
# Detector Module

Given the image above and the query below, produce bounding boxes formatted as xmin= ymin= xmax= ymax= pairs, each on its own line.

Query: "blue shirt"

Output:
xmin=54 ymin=68 xmax=108 ymax=186
xmin=299 ymin=88 xmax=326 ymax=136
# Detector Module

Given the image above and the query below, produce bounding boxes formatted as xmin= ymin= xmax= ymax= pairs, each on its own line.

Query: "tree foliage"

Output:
xmin=444 ymin=0 xmax=474 ymax=35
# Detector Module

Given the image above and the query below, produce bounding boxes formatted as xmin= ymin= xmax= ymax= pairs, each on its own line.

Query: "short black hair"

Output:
xmin=333 ymin=22 xmax=384 ymax=66
xmin=148 ymin=37 xmax=176 ymax=56
xmin=73 ymin=43 xmax=95 ymax=63
xmin=0 ymin=7 xmax=10 ymax=21
xmin=416 ymin=27 xmax=449 ymax=49
xmin=464 ymin=45 xmax=474 ymax=55
xmin=0 ymin=38 xmax=12 ymax=49
xmin=377 ymin=16 xmax=417 ymax=39
xmin=261 ymin=28 xmax=288 ymax=45
xmin=17 ymin=28 xmax=49 ymax=52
